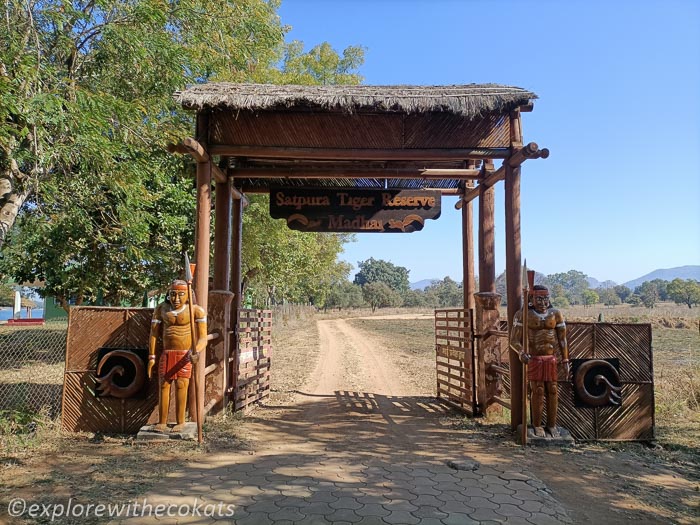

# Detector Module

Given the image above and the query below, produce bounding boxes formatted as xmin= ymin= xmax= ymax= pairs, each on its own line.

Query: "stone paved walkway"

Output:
xmin=118 ymin=394 xmax=572 ymax=524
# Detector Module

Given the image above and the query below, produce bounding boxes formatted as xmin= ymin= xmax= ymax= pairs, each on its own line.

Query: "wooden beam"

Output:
xmin=478 ymin=160 xmax=496 ymax=294
xmin=508 ymin=142 xmax=549 ymax=168
xmin=213 ymin=179 xmax=232 ymax=291
xmin=168 ymin=138 xmax=228 ymax=184
xmin=454 ymin=141 xmax=548 ymax=210
xmin=210 ymin=145 xmax=511 ymax=161
xmin=240 ymin=186 xmax=465 ymax=196
xmin=230 ymin=167 xmax=481 ymax=180
xmin=462 ymin=174 xmax=476 ymax=311
xmin=455 ymin=166 xmax=505 ymax=209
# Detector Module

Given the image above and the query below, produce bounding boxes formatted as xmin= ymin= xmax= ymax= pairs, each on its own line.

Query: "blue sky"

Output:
xmin=277 ymin=0 xmax=700 ymax=285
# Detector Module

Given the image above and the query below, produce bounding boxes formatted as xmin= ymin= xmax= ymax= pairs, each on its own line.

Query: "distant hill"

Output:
xmin=587 ymin=277 xmax=617 ymax=289
xmin=623 ymin=265 xmax=700 ymax=290
xmin=410 ymin=279 xmax=438 ymax=290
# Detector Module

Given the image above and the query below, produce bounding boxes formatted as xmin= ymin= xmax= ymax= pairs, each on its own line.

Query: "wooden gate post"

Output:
xmin=505 ymin=110 xmax=524 ymax=431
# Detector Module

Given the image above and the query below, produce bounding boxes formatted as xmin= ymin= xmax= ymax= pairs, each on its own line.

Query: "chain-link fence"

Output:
xmin=0 ymin=319 xmax=68 ymax=417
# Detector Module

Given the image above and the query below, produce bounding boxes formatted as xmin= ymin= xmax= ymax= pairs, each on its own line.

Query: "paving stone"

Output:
xmin=232 ymin=511 xmax=274 ymax=525
xmin=324 ymin=508 xmax=362 ymax=523
xmin=433 ymin=482 xmax=464 ymax=493
xmin=410 ymin=494 xmax=444 ymax=508
xmin=382 ymin=510 xmax=421 ymax=524
xmin=409 ymin=468 xmax=434 ymax=477
xmin=501 ymin=517 xmax=534 ymax=525
xmin=412 ymin=475 xmax=438 ymax=486
xmin=485 ymin=483 xmax=515 ymax=495
xmin=355 ymin=500 xmax=390 ymax=517
xmin=382 ymin=499 xmax=419 ymax=512
xmin=481 ymin=474 xmax=509 ymax=485
xmin=460 ymin=486 xmax=494 ymax=498
xmin=410 ymin=505 xmax=448 ymax=519
xmin=298 ymin=501 xmax=335 ymax=516
xmin=512 ymin=490 xmax=542 ymax=502
xmin=506 ymin=480 xmax=536 ymax=492
xmin=439 ymin=500 xmax=477 ymax=514
xmin=293 ymin=514 xmax=328 ymax=525
xmin=489 ymin=493 xmax=525 ymax=506
xmin=526 ymin=513 xmax=566 ymax=525
xmin=407 ymin=484 xmax=442 ymax=497
xmin=469 ymin=507 xmax=508 ymax=522
xmin=495 ymin=503 xmax=531 ymax=518
xmin=270 ymin=507 xmax=306 ymax=522
xmin=383 ymin=471 xmax=413 ymax=481
xmin=354 ymin=517 xmax=389 ymax=525
xmin=431 ymin=473 xmax=460 ymax=483
xmin=245 ymin=499 xmax=280 ymax=514
xmin=382 ymin=489 xmax=416 ymax=501
xmin=440 ymin=512 xmax=481 ymax=525
xmin=279 ymin=487 xmax=313 ymax=498
xmin=329 ymin=497 xmax=363 ymax=510
xmin=434 ymin=490 xmax=465 ymax=502
xmin=518 ymin=500 xmax=543 ymax=514
xmin=466 ymin=496 xmax=499 ymax=510
xmin=274 ymin=496 xmax=307 ymax=508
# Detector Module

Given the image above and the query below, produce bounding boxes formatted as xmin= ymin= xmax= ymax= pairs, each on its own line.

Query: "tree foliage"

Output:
xmin=543 ymin=270 xmax=590 ymax=305
xmin=362 ymin=281 xmax=401 ymax=312
xmin=667 ymin=279 xmax=700 ymax=308
xmin=353 ymin=258 xmax=410 ymax=294
xmin=0 ymin=1 xmax=364 ymax=309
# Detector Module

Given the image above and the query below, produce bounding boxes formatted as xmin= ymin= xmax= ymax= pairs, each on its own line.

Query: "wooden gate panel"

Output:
xmin=594 ymin=324 xmax=653 ymax=383
xmin=597 ymin=384 xmax=654 ymax=440
xmin=233 ymin=309 xmax=272 ymax=412
xmin=435 ymin=309 xmax=475 ymax=415
xmin=62 ymin=307 xmax=157 ymax=433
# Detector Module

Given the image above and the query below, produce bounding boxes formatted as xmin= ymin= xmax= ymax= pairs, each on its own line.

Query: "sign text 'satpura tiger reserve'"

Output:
xmin=269 ymin=188 xmax=442 ymax=233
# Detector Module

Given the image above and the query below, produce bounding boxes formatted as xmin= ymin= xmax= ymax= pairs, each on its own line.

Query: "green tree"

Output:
xmin=582 ymin=289 xmax=599 ymax=307
xmin=268 ymin=41 xmax=365 ymax=85
xmin=597 ymin=287 xmax=621 ymax=306
xmin=667 ymin=278 xmax=700 ymax=308
xmin=637 ymin=281 xmax=659 ymax=308
xmin=613 ymin=285 xmax=632 ymax=302
xmin=544 ymin=270 xmax=590 ymax=305
xmin=0 ymin=283 xmax=14 ymax=307
xmin=362 ymin=282 xmax=402 ymax=312
xmin=0 ymin=1 xmax=364 ymax=308
xmin=425 ymin=277 xmax=462 ymax=307
xmin=402 ymin=289 xmax=426 ymax=307
xmin=353 ymin=258 xmax=410 ymax=294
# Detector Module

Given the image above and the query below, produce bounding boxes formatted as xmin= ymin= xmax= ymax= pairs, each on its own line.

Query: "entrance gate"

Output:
xmin=173 ymin=83 xmax=547 ymax=430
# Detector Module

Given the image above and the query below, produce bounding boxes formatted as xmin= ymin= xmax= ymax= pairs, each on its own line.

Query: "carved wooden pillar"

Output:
xmin=506 ymin=109 xmax=524 ymax=431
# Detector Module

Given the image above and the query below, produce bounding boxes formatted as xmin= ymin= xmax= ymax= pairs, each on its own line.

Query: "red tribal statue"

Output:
xmin=510 ymin=271 xmax=570 ymax=438
xmin=147 ymin=279 xmax=207 ymax=432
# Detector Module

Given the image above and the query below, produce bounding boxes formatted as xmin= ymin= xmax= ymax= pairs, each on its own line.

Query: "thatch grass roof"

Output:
xmin=175 ymin=83 xmax=537 ymax=118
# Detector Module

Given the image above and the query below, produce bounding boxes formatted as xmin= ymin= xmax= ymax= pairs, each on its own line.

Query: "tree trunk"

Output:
xmin=0 ymin=178 xmax=29 ymax=249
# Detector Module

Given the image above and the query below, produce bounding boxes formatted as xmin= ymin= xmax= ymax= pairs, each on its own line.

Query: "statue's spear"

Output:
xmin=521 ymin=260 xmax=530 ymax=447
xmin=185 ymin=252 xmax=203 ymax=444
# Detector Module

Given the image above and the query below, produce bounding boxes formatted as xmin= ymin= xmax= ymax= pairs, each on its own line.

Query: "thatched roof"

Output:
xmin=175 ymin=83 xmax=537 ymax=117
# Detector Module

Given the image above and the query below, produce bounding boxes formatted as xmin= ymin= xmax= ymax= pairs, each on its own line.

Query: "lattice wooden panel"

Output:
xmin=233 ymin=309 xmax=272 ymax=412
xmin=62 ymin=307 xmax=157 ymax=433
xmin=435 ymin=309 xmax=475 ymax=414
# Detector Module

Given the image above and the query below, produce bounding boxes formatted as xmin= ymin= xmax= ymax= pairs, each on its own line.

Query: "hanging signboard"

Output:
xmin=269 ymin=188 xmax=442 ymax=233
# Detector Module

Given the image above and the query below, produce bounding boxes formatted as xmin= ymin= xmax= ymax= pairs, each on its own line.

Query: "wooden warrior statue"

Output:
xmin=510 ymin=274 xmax=570 ymax=438
xmin=147 ymin=279 xmax=207 ymax=432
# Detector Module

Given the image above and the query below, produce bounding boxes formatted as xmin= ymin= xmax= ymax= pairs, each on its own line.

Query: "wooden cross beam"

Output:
xmin=454 ymin=143 xmax=549 ymax=209
xmin=168 ymin=139 xmax=247 ymax=203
